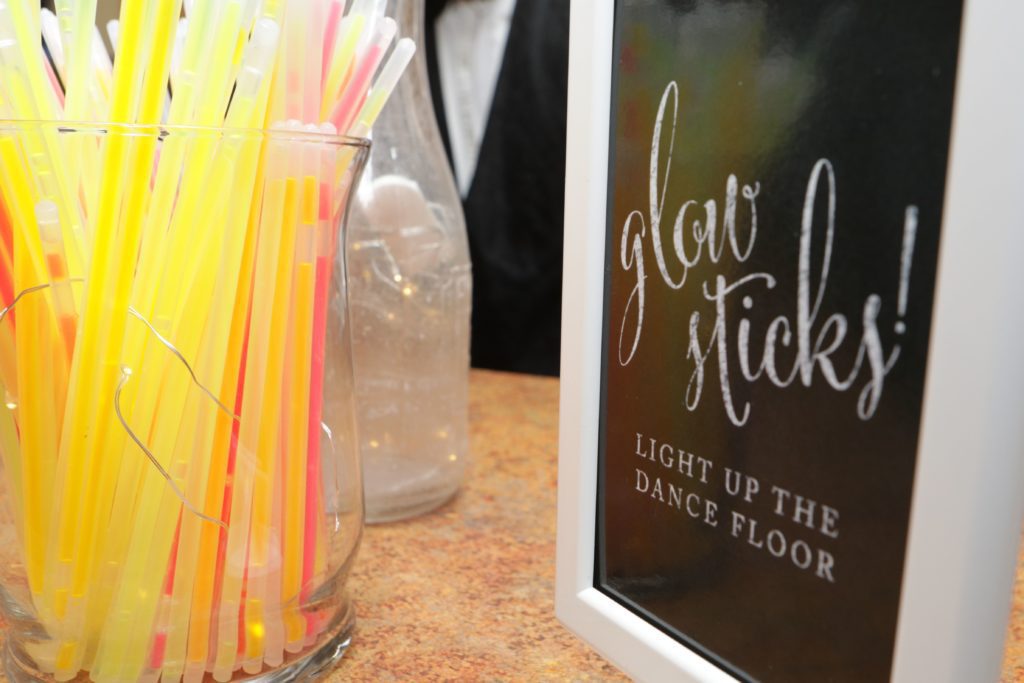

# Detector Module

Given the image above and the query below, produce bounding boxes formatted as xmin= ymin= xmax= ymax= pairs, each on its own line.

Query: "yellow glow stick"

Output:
xmin=89 ymin=10 xmax=277 ymax=673
xmin=138 ymin=85 xmax=276 ymax=682
xmin=211 ymin=137 xmax=290 ymax=681
xmin=161 ymin=134 xmax=265 ymax=683
xmin=130 ymin=0 xmax=244 ymax=294
xmin=183 ymin=34 xmax=283 ymax=681
xmin=0 ymin=392 xmax=21 ymax=551
xmin=183 ymin=150 xmax=266 ymax=683
xmin=37 ymin=201 xmax=76 ymax=364
xmin=241 ymin=172 xmax=300 ymax=674
xmin=0 ymin=5 xmax=86 ymax=284
xmin=282 ymin=171 xmax=318 ymax=651
xmin=59 ymin=0 xmax=99 ymax=120
xmin=0 ymin=140 xmax=56 ymax=611
xmin=111 ymin=180 xmax=233 ymax=683
xmin=124 ymin=0 xmax=226 ymax=337
xmin=49 ymin=0 xmax=179 ymax=676
xmin=92 ymin=10 xmax=266 ymax=676
xmin=155 ymin=23 xmax=280 ymax=679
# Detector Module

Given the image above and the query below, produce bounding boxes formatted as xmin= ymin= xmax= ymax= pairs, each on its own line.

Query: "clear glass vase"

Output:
xmin=0 ymin=121 xmax=368 ymax=683
xmin=348 ymin=0 xmax=473 ymax=523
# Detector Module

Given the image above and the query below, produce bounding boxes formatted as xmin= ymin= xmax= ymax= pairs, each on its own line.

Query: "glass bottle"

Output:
xmin=347 ymin=0 xmax=472 ymax=523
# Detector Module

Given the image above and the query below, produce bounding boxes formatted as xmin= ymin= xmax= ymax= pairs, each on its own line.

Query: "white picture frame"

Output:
xmin=554 ymin=1 xmax=1024 ymax=681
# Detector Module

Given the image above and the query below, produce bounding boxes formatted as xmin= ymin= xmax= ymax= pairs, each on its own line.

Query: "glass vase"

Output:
xmin=0 ymin=121 xmax=368 ymax=683
xmin=347 ymin=0 xmax=473 ymax=523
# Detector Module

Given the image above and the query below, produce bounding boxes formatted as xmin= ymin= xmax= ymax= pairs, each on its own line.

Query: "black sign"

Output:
xmin=596 ymin=1 xmax=964 ymax=681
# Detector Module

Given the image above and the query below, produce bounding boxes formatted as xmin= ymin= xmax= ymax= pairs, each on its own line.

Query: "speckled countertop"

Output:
xmin=333 ymin=369 xmax=1024 ymax=682
xmin=335 ymin=370 xmax=623 ymax=681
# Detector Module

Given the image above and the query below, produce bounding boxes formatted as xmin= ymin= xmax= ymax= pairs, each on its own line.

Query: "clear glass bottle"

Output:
xmin=347 ymin=0 xmax=472 ymax=523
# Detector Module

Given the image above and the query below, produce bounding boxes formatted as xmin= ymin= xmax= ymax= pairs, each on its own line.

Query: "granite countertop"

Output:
xmin=337 ymin=370 xmax=623 ymax=681
xmin=337 ymin=369 xmax=1024 ymax=682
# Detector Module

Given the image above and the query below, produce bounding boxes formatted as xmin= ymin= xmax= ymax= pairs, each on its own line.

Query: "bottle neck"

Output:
xmin=377 ymin=0 xmax=446 ymax=152
xmin=389 ymin=0 xmax=430 ymax=102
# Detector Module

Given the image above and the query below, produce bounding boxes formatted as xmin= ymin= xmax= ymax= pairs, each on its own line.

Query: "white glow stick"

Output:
xmin=40 ymin=9 xmax=65 ymax=79
xmin=350 ymin=37 xmax=414 ymax=137
xmin=171 ymin=18 xmax=188 ymax=89
xmin=105 ymin=20 xmax=119 ymax=57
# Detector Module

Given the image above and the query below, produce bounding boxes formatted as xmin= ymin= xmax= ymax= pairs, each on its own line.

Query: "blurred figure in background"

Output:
xmin=426 ymin=0 xmax=570 ymax=376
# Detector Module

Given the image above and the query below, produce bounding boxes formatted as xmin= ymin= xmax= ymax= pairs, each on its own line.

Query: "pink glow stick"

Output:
xmin=328 ymin=18 xmax=395 ymax=134
xmin=208 ymin=316 xmax=251 ymax=667
xmin=44 ymin=56 xmax=65 ymax=109
xmin=302 ymin=182 xmax=331 ymax=631
xmin=320 ymin=1 xmax=343 ymax=93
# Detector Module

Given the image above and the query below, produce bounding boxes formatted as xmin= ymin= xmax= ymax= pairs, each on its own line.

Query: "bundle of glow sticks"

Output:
xmin=0 ymin=0 xmax=413 ymax=681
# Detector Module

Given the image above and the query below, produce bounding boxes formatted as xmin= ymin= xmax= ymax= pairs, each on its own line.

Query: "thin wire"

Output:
xmin=0 ymin=281 xmax=70 ymax=324
xmin=0 ymin=282 xmax=239 ymax=420
xmin=1 ymin=282 xmax=236 ymax=528
xmin=127 ymin=306 xmax=240 ymax=419
xmin=115 ymin=368 xmax=227 ymax=529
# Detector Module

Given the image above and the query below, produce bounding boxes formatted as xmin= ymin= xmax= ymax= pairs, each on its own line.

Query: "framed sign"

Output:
xmin=555 ymin=1 xmax=1024 ymax=681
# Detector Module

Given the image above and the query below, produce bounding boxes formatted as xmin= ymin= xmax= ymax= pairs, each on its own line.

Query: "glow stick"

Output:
xmin=194 ymin=1 xmax=248 ymax=125
xmin=37 ymin=14 xmax=65 ymax=111
xmin=62 ymin=0 xmax=99 ymax=120
xmin=105 ymin=10 xmax=252 ymax=593
xmin=36 ymin=201 xmax=76 ymax=362
xmin=51 ymin=0 xmax=181 ymax=675
xmin=306 ymin=0 xmax=327 ymax=120
xmin=282 ymin=155 xmax=319 ymax=653
xmin=178 ymin=141 xmax=265 ymax=683
xmin=92 ymin=19 xmax=275 ymax=671
xmin=0 ymin=4 xmax=86 ymax=279
xmin=0 ymin=388 xmax=21 ymax=557
xmin=321 ymin=0 xmax=343 ymax=87
xmin=56 ymin=0 xmax=102 ymax=244
xmin=352 ymin=0 xmax=384 ymax=55
xmin=280 ymin=0 xmax=312 ymax=121
xmin=212 ymin=131 xmax=291 ymax=681
xmin=170 ymin=18 xmax=187 ymax=91
xmin=0 ymin=197 xmax=18 ymax=395
xmin=40 ymin=10 xmax=64 ymax=79
xmin=350 ymin=37 xmax=415 ymax=137
xmin=117 ymin=0 xmax=239 ymax=453
xmin=301 ymin=125 xmax=341 ymax=640
xmin=156 ymin=23 xmax=280 ymax=679
xmin=124 ymin=0 xmax=223 ymax=332
xmin=319 ymin=14 xmax=365 ymax=120
xmin=182 ymin=169 xmax=262 ymax=683
xmin=91 ymin=25 xmax=111 ymax=82
xmin=241 ymin=170 xmax=300 ymax=673
xmin=329 ymin=17 xmax=396 ymax=133
xmin=0 ymin=140 xmax=55 ymax=610
xmin=113 ymin=134 xmax=239 ymax=681
xmin=105 ymin=20 xmax=118 ymax=56
xmin=43 ymin=49 xmax=64 ymax=110
xmin=182 ymin=27 xmax=281 ymax=680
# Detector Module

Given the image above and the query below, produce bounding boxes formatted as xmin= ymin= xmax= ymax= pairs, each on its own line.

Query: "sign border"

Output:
xmin=554 ymin=1 xmax=1024 ymax=681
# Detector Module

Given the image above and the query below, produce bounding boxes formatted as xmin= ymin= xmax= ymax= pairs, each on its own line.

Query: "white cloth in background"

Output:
xmin=434 ymin=0 xmax=516 ymax=198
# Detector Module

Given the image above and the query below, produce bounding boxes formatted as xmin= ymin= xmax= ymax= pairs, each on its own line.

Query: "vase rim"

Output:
xmin=0 ymin=119 xmax=372 ymax=148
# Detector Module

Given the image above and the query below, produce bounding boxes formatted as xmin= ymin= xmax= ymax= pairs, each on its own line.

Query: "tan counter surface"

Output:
xmin=338 ymin=369 xmax=1024 ymax=682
